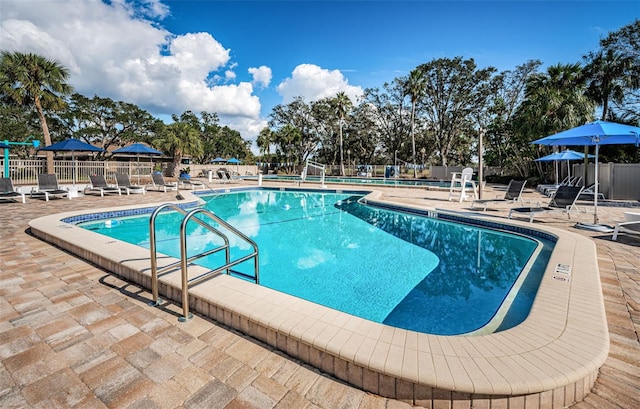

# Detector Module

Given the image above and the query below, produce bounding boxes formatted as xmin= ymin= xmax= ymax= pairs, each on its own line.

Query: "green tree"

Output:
xmin=334 ymin=91 xmax=352 ymax=176
xmin=583 ymin=49 xmax=633 ymax=121
xmin=57 ymin=93 xmax=161 ymax=159
xmin=155 ymin=114 xmax=203 ymax=177
xmin=361 ymin=80 xmax=411 ymax=165
xmin=414 ymin=57 xmax=496 ymax=166
xmin=403 ymin=69 xmax=425 ymax=176
xmin=513 ymin=63 xmax=595 ymax=181
xmin=256 ymin=127 xmax=274 ymax=163
xmin=0 ymin=51 xmax=73 ymax=173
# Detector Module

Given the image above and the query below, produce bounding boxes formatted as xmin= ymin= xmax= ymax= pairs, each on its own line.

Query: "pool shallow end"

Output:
xmin=28 ymin=189 xmax=609 ymax=408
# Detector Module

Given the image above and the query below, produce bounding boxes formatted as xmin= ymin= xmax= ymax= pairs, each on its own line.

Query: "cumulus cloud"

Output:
xmin=277 ymin=63 xmax=364 ymax=104
xmin=0 ymin=0 xmax=263 ymax=137
xmin=248 ymin=66 xmax=272 ymax=88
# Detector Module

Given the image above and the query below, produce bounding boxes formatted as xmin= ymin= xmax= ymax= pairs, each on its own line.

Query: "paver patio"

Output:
xmin=1 ymin=180 xmax=638 ymax=408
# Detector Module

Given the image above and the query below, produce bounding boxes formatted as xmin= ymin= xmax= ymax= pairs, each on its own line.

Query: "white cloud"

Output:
xmin=277 ymin=63 xmax=364 ymax=104
xmin=0 ymin=0 xmax=265 ymax=138
xmin=248 ymin=66 xmax=272 ymax=88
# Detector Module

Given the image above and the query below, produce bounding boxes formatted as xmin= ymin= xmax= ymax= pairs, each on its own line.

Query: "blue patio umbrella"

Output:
xmin=211 ymin=157 xmax=227 ymax=163
xmin=534 ymin=149 xmax=596 ymax=183
xmin=227 ymin=157 xmax=241 ymax=173
xmin=39 ymin=138 xmax=105 ymax=184
xmin=113 ymin=143 xmax=164 ymax=184
xmin=532 ymin=120 xmax=640 ymax=224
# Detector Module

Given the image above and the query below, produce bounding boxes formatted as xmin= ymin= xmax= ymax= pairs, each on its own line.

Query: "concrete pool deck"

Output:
xmin=1 ymin=179 xmax=639 ymax=408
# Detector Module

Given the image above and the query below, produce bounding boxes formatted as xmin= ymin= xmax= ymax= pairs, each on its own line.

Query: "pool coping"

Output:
xmin=28 ymin=187 xmax=609 ymax=408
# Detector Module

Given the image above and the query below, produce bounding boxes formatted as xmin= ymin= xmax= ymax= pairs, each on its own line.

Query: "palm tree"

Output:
xmin=513 ymin=63 xmax=594 ymax=182
xmin=334 ymin=92 xmax=352 ymax=176
xmin=256 ymin=127 xmax=274 ymax=165
xmin=583 ymin=48 xmax=632 ymax=121
xmin=0 ymin=52 xmax=73 ymax=173
xmin=404 ymin=69 xmax=425 ymax=177
xmin=156 ymin=120 xmax=203 ymax=177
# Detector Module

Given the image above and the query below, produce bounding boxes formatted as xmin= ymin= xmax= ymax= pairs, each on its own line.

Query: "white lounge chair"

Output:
xmin=612 ymin=212 xmax=640 ymax=241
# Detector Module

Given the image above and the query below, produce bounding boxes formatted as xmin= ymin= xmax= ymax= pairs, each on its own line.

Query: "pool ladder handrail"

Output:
xmin=149 ymin=203 xmax=259 ymax=322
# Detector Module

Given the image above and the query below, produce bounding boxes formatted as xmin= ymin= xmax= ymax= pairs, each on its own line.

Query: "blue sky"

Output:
xmin=1 ymin=0 xmax=638 ymax=146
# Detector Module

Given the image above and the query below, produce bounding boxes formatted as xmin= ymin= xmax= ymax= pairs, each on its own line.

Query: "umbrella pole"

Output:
xmin=594 ymin=144 xmax=599 ymax=224
xmin=137 ymin=154 xmax=140 ymax=185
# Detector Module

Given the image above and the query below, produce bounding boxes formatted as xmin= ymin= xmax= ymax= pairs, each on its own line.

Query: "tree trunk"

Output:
xmin=34 ymin=97 xmax=54 ymax=174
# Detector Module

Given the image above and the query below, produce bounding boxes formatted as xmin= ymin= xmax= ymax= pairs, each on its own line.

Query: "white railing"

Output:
xmin=1 ymin=158 xmax=155 ymax=186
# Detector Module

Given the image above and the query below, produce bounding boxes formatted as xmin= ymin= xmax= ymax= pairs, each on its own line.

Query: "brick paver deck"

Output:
xmin=1 ymin=180 xmax=638 ymax=408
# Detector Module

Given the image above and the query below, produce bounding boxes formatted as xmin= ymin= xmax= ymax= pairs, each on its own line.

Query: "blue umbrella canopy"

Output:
xmin=39 ymin=138 xmax=104 ymax=153
xmin=112 ymin=143 xmax=163 ymax=184
xmin=227 ymin=157 xmax=241 ymax=164
xmin=535 ymin=149 xmax=596 ymax=185
xmin=532 ymin=120 xmax=640 ymax=224
xmin=534 ymin=149 xmax=595 ymax=162
xmin=112 ymin=143 xmax=163 ymax=155
xmin=211 ymin=157 xmax=227 ymax=163
xmin=38 ymin=138 xmax=104 ymax=185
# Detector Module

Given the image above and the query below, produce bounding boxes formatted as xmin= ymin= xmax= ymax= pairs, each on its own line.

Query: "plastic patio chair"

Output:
xmin=115 ymin=173 xmax=146 ymax=194
xmin=612 ymin=212 xmax=640 ymax=241
xmin=85 ymin=174 xmax=122 ymax=197
xmin=471 ymin=179 xmax=527 ymax=211
xmin=0 ymin=177 xmax=26 ymax=203
xmin=149 ymin=173 xmax=178 ymax=192
xmin=508 ymin=185 xmax=584 ymax=222
xmin=30 ymin=174 xmax=70 ymax=201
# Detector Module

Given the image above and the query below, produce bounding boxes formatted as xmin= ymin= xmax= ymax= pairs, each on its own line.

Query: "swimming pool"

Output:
xmin=28 ymin=186 xmax=609 ymax=407
xmin=78 ymin=189 xmax=550 ymax=335
xmin=258 ymin=174 xmax=453 ymax=187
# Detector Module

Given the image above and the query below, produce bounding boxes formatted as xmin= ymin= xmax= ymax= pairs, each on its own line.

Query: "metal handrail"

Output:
xmin=149 ymin=204 xmax=259 ymax=322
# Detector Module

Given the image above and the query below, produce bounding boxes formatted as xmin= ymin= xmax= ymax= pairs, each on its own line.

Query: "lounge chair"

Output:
xmin=471 ymin=180 xmax=527 ymax=211
xmin=115 ymin=173 xmax=146 ymax=194
xmin=542 ymin=176 xmax=582 ymax=197
xmin=0 ymin=177 xmax=26 ymax=203
xmin=508 ymin=185 xmax=584 ymax=223
xmin=578 ymin=183 xmax=606 ymax=200
xmin=30 ymin=174 xmax=70 ymax=201
xmin=612 ymin=212 xmax=640 ymax=241
xmin=85 ymin=174 xmax=121 ymax=197
xmin=179 ymin=176 xmax=206 ymax=191
xmin=216 ymin=168 xmax=230 ymax=184
xmin=537 ymin=175 xmax=571 ymax=194
xmin=149 ymin=173 xmax=178 ymax=192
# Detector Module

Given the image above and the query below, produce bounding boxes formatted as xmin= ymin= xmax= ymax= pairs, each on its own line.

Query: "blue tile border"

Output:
xmin=62 ymin=201 xmax=200 ymax=224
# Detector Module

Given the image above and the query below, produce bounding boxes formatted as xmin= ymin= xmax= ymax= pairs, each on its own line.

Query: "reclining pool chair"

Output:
xmin=471 ymin=179 xmax=526 ymax=211
xmin=115 ymin=173 xmax=146 ymax=194
xmin=0 ymin=177 xmax=26 ymax=203
xmin=30 ymin=174 xmax=70 ymax=201
xmin=149 ymin=173 xmax=178 ymax=192
xmin=508 ymin=185 xmax=584 ymax=223
xmin=612 ymin=212 xmax=640 ymax=241
xmin=578 ymin=183 xmax=606 ymax=201
xmin=85 ymin=174 xmax=121 ymax=197
xmin=179 ymin=176 xmax=206 ymax=191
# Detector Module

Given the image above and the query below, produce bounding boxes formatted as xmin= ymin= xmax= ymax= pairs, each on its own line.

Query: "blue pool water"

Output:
xmin=79 ymin=189 xmax=551 ymax=335
xmin=257 ymin=174 xmax=452 ymax=187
